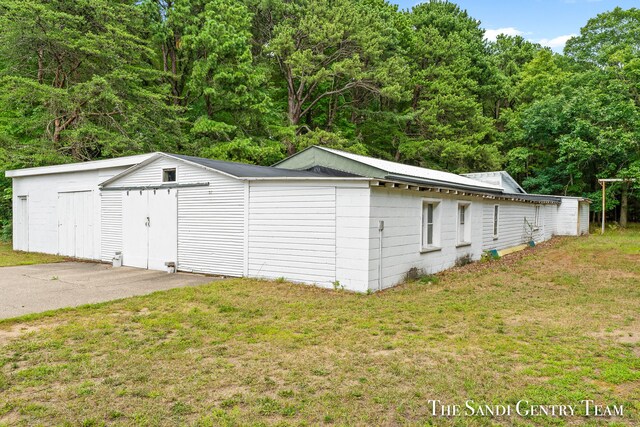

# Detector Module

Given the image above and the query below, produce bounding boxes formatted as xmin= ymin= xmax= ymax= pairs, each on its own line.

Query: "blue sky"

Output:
xmin=390 ymin=0 xmax=638 ymax=52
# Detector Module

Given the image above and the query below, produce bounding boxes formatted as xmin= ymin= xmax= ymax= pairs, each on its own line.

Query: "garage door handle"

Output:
xmin=146 ymin=216 xmax=150 ymax=227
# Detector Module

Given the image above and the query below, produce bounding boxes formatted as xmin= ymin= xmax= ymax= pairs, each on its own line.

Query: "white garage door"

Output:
xmin=122 ymin=189 xmax=177 ymax=271
xmin=57 ymin=191 xmax=95 ymax=258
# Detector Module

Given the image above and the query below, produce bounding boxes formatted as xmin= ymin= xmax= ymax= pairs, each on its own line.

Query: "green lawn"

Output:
xmin=1 ymin=228 xmax=639 ymax=426
xmin=0 ymin=242 xmax=67 ymax=267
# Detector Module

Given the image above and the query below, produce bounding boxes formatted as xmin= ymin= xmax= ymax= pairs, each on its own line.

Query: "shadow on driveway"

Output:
xmin=0 ymin=262 xmax=218 ymax=319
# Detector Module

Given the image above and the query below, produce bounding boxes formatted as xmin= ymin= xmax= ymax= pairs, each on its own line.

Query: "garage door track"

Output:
xmin=0 ymin=262 xmax=216 ymax=319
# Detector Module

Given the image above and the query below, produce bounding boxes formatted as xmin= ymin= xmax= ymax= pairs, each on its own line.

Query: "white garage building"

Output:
xmin=6 ymin=147 xmax=590 ymax=292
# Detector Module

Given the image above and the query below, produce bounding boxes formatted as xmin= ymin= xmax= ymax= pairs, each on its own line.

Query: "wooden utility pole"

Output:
xmin=598 ymin=178 xmax=636 ymax=234
xmin=600 ymin=180 xmax=606 ymax=234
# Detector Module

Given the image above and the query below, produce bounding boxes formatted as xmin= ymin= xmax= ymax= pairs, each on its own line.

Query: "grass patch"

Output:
xmin=0 ymin=228 xmax=639 ymax=425
xmin=0 ymin=242 xmax=67 ymax=267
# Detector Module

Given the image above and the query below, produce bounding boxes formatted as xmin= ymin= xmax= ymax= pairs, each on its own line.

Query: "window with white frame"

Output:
xmin=493 ymin=205 xmax=499 ymax=238
xmin=534 ymin=205 xmax=541 ymax=228
xmin=421 ymin=200 xmax=440 ymax=250
xmin=457 ymin=202 xmax=471 ymax=245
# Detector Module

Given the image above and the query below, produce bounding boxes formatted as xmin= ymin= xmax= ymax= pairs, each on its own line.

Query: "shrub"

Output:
xmin=455 ymin=254 xmax=473 ymax=267
xmin=0 ymin=219 xmax=11 ymax=242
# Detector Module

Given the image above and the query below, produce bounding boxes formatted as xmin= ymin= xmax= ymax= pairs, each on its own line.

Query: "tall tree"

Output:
xmin=486 ymin=35 xmax=541 ymax=125
xmin=0 ymin=0 xmax=182 ymax=162
xmin=265 ymin=0 xmax=406 ymax=153
xmin=398 ymin=0 xmax=499 ymax=173
xmin=565 ymin=7 xmax=640 ymax=225
xmin=181 ymin=0 xmax=271 ymax=149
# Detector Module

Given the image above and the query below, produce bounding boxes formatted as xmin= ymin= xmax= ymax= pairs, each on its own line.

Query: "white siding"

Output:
xmin=543 ymin=204 xmax=556 ymax=241
xmin=481 ymin=201 xmax=551 ymax=252
xmin=100 ymin=191 xmax=122 ymax=262
xmin=367 ymin=188 xmax=483 ymax=291
xmin=102 ymin=156 xmax=245 ymax=276
xmin=556 ymin=198 xmax=580 ymax=235
xmin=105 ymin=156 xmax=211 ymax=187
xmin=12 ymin=166 xmax=129 ymax=259
xmin=335 ymin=187 xmax=370 ymax=292
xmin=248 ymin=182 xmax=338 ymax=287
xmin=578 ymin=202 xmax=590 ymax=235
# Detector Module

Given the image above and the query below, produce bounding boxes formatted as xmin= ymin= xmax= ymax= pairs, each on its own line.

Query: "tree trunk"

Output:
xmin=53 ymin=118 xmax=61 ymax=143
xmin=205 ymin=95 xmax=213 ymax=118
xmin=169 ymin=37 xmax=180 ymax=104
xmin=161 ymin=43 xmax=168 ymax=73
xmin=326 ymin=94 xmax=337 ymax=129
xmin=37 ymin=48 xmax=44 ymax=84
xmin=287 ymin=92 xmax=301 ymax=126
xmin=620 ymin=182 xmax=628 ymax=228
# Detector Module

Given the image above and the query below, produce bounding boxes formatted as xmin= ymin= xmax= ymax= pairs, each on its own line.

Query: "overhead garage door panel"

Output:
xmin=57 ymin=191 xmax=94 ymax=259
xmin=178 ymin=183 xmax=245 ymax=277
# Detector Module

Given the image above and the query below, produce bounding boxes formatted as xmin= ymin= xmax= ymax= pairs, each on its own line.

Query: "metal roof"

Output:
xmin=168 ymin=153 xmax=357 ymax=178
xmin=99 ymin=152 xmax=371 ymax=187
xmin=462 ymin=171 xmax=527 ymax=194
xmin=303 ymin=165 xmax=362 ymax=177
xmin=4 ymin=153 xmax=154 ymax=178
xmin=308 ymin=146 xmax=504 ymax=192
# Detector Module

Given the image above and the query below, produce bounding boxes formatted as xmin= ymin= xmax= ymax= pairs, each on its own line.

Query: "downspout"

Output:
xmin=378 ymin=220 xmax=384 ymax=291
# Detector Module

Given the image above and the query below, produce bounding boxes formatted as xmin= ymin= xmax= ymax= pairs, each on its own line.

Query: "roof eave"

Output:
xmin=5 ymin=153 xmax=154 ymax=178
xmin=242 ymin=176 xmax=372 ymax=181
xmin=98 ymin=153 xmax=165 ymax=187
xmin=385 ymin=173 xmax=504 ymax=194
xmin=371 ymin=179 xmax=561 ymax=205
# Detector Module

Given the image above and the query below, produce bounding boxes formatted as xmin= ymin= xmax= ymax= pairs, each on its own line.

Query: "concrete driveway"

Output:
xmin=0 ymin=262 xmax=217 ymax=319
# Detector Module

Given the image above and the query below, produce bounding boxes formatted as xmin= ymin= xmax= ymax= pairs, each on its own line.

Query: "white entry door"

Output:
xmin=122 ymin=190 xmax=149 ymax=269
xmin=57 ymin=191 xmax=94 ymax=258
xmin=15 ymin=196 xmax=29 ymax=251
xmin=122 ymin=189 xmax=177 ymax=270
xmin=148 ymin=189 xmax=178 ymax=270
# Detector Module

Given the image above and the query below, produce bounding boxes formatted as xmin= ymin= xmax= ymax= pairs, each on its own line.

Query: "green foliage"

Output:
xmin=0 ymin=1 xmax=639 ymax=233
xmin=504 ymin=7 xmax=640 ymax=215
xmin=396 ymin=1 xmax=501 ymax=173
xmin=0 ymin=0 xmax=183 ymax=160
xmin=200 ymin=137 xmax=284 ymax=165
xmin=293 ymin=130 xmax=368 ymax=155
xmin=182 ymin=0 xmax=270 ymax=144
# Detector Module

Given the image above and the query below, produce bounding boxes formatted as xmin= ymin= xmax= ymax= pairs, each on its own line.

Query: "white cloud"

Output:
xmin=537 ymin=34 xmax=577 ymax=51
xmin=484 ymin=27 xmax=524 ymax=42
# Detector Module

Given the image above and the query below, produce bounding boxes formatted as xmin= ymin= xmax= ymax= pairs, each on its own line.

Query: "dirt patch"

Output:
xmin=590 ymin=329 xmax=640 ymax=345
xmin=0 ymin=323 xmax=59 ymax=346
xmin=443 ymin=237 xmax=569 ymax=276
xmin=617 ymin=333 xmax=640 ymax=344
xmin=0 ymin=410 xmax=20 ymax=426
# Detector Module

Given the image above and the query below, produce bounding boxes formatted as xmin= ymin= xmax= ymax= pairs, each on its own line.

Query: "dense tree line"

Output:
xmin=0 ymin=0 xmax=638 ymax=237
